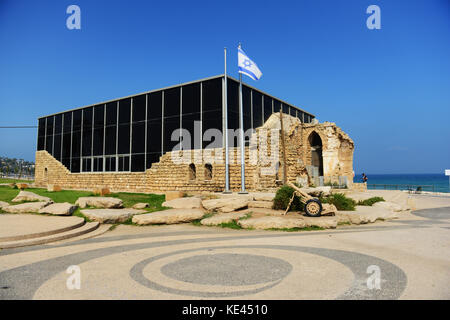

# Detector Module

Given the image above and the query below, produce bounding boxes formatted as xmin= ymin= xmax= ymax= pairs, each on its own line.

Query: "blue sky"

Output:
xmin=0 ymin=0 xmax=449 ymax=174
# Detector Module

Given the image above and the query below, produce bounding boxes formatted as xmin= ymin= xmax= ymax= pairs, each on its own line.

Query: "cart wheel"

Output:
xmin=305 ymin=199 xmax=322 ymax=217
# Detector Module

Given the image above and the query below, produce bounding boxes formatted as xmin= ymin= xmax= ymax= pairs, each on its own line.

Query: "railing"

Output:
xmin=367 ymin=184 xmax=435 ymax=193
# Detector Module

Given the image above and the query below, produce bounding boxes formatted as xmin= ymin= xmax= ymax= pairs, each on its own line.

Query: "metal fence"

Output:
xmin=367 ymin=184 xmax=435 ymax=193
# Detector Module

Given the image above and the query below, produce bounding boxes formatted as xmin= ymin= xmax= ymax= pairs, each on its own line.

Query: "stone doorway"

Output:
xmin=308 ymin=132 xmax=323 ymax=184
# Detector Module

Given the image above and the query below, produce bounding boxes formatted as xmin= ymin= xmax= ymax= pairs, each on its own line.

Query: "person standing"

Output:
xmin=362 ymin=173 xmax=368 ymax=183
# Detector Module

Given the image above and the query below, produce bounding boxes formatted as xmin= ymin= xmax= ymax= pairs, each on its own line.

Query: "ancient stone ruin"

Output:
xmin=35 ymin=113 xmax=355 ymax=193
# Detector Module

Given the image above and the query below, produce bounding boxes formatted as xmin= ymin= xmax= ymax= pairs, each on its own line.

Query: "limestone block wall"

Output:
xmin=35 ymin=114 xmax=355 ymax=192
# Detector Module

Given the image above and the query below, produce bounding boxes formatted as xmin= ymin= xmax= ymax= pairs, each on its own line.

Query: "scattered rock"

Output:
xmin=241 ymin=208 xmax=286 ymax=216
xmin=302 ymin=216 xmax=338 ymax=229
xmin=321 ymin=203 xmax=338 ymax=216
xmin=0 ymin=201 xmax=10 ymax=209
xmin=162 ymin=197 xmax=203 ymax=209
xmin=248 ymin=201 xmax=273 ymax=209
xmin=336 ymin=206 xmax=398 ymax=225
xmin=132 ymin=208 xmax=205 ymax=225
xmin=373 ymin=201 xmax=406 ymax=212
xmin=3 ymin=201 xmax=51 ymax=213
xmin=38 ymin=202 xmax=78 ymax=216
xmin=335 ymin=212 xmax=362 ymax=225
xmin=93 ymin=187 xmax=111 ymax=196
xmin=16 ymin=183 xmax=29 ymax=190
xmin=81 ymin=208 xmax=145 ymax=224
xmin=75 ymin=197 xmax=123 ymax=209
xmin=251 ymin=193 xmax=275 ymax=202
xmin=302 ymin=186 xmax=332 ymax=197
xmin=165 ymin=191 xmax=184 ymax=201
xmin=202 ymin=197 xmax=249 ymax=213
xmin=47 ymin=184 xmax=62 ymax=192
xmin=132 ymin=203 xmax=149 ymax=209
xmin=11 ymin=191 xmax=53 ymax=203
xmin=238 ymin=216 xmax=307 ymax=230
xmin=200 ymin=212 xmax=248 ymax=226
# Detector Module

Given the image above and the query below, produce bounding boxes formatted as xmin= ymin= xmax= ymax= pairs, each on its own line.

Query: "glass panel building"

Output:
xmin=37 ymin=75 xmax=315 ymax=173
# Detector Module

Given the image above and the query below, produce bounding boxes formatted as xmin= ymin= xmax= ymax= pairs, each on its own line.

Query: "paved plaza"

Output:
xmin=0 ymin=194 xmax=449 ymax=300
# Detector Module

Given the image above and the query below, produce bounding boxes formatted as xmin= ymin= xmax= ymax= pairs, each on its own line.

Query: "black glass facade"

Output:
xmin=37 ymin=75 xmax=314 ymax=173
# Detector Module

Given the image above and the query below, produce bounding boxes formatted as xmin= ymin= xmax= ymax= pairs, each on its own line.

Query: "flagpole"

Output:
xmin=238 ymin=43 xmax=247 ymax=194
xmin=223 ymin=47 xmax=231 ymax=193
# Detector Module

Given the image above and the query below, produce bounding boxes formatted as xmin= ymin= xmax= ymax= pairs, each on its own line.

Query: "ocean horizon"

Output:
xmin=354 ymin=173 xmax=450 ymax=193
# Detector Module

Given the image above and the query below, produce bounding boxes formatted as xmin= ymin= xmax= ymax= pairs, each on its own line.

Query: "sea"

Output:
xmin=354 ymin=173 xmax=450 ymax=193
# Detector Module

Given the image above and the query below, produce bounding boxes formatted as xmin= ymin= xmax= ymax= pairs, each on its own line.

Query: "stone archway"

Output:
xmin=308 ymin=132 xmax=323 ymax=177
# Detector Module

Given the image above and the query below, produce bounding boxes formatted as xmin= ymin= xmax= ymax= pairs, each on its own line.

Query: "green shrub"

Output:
xmin=357 ymin=197 xmax=385 ymax=206
xmin=272 ymin=185 xmax=304 ymax=211
xmin=321 ymin=193 xmax=356 ymax=211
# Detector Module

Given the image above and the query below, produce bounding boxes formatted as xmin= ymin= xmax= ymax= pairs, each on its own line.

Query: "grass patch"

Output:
xmin=218 ymin=220 xmax=243 ymax=229
xmin=0 ymin=185 xmax=20 ymax=204
xmin=192 ymin=212 xmax=252 ymax=230
xmin=357 ymin=197 xmax=385 ymax=206
xmin=337 ymin=221 xmax=351 ymax=226
xmin=0 ymin=178 xmax=34 ymax=184
xmin=27 ymin=188 xmax=94 ymax=204
xmin=217 ymin=213 xmax=253 ymax=230
xmin=0 ymin=185 xmax=167 ymax=225
xmin=192 ymin=212 xmax=216 ymax=226
xmin=106 ymin=192 xmax=166 ymax=212
xmin=72 ymin=207 xmax=92 ymax=222
xmin=320 ymin=193 xmax=356 ymax=211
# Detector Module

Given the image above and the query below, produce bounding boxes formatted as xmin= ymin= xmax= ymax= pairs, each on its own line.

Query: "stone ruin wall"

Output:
xmin=35 ymin=114 xmax=355 ymax=193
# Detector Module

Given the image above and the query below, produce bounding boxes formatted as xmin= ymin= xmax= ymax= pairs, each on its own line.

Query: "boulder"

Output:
xmin=335 ymin=212 xmax=362 ymax=225
xmin=132 ymin=208 xmax=205 ymax=225
xmin=81 ymin=208 xmax=145 ymax=224
xmin=165 ymin=191 xmax=184 ymax=201
xmin=11 ymin=191 xmax=53 ymax=203
xmin=3 ymin=201 xmax=50 ymax=213
xmin=251 ymin=193 xmax=275 ymax=202
xmin=248 ymin=201 xmax=273 ymax=209
xmin=75 ymin=197 xmax=123 ymax=209
xmin=132 ymin=203 xmax=149 ymax=209
xmin=243 ymin=208 xmax=286 ymax=216
xmin=200 ymin=212 xmax=248 ymax=226
xmin=202 ymin=197 xmax=249 ymax=213
xmin=47 ymin=184 xmax=62 ymax=192
xmin=301 ymin=186 xmax=332 ymax=197
xmin=0 ymin=201 xmax=9 ymax=209
xmin=38 ymin=202 xmax=78 ymax=216
xmin=321 ymin=203 xmax=338 ymax=216
xmin=338 ymin=206 xmax=399 ymax=225
xmin=93 ymin=187 xmax=111 ymax=196
xmin=302 ymin=216 xmax=337 ymax=229
xmin=16 ymin=183 xmax=29 ymax=190
xmin=162 ymin=197 xmax=203 ymax=209
xmin=373 ymin=201 xmax=406 ymax=212
xmin=238 ymin=216 xmax=307 ymax=230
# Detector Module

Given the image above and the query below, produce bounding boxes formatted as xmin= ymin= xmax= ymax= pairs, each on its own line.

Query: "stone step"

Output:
xmin=49 ymin=224 xmax=111 ymax=245
xmin=0 ymin=215 xmax=85 ymax=242
xmin=0 ymin=222 xmax=100 ymax=249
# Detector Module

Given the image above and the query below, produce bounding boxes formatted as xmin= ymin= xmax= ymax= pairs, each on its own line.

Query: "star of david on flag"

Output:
xmin=238 ymin=47 xmax=262 ymax=81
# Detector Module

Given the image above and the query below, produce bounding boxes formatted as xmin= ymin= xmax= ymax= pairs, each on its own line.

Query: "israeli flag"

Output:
xmin=238 ymin=47 xmax=262 ymax=81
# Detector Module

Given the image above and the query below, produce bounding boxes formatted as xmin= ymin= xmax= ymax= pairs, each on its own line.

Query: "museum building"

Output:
xmin=36 ymin=75 xmax=315 ymax=174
